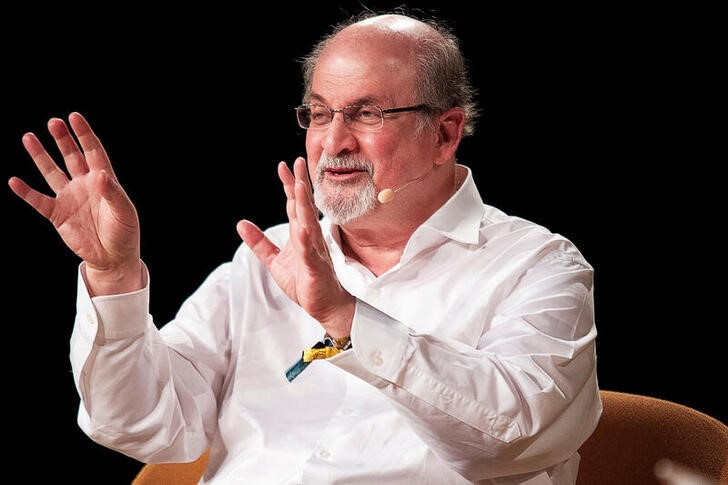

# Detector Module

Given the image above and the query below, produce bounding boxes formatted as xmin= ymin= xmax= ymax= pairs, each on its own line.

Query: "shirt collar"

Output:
xmin=419 ymin=165 xmax=484 ymax=245
xmin=321 ymin=164 xmax=484 ymax=252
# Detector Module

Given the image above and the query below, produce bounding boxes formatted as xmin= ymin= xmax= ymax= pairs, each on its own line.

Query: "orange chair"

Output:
xmin=132 ymin=391 xmax=728 ymax=484
xmin=577 ymin=390 xmax=728 ymax=484
xmin=132 ymin=449 xmax=209 ymax=485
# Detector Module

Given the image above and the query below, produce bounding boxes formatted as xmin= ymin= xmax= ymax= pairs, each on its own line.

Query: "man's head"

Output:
xmin=300 ymin=13 xmax=477 ymax=226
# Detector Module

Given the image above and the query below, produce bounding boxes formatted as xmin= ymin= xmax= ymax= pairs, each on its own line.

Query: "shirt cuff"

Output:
xmin=328 ymin=299 xmax=414 ymax=385
xmin=77 ymin=261 xmax=151 ymax=341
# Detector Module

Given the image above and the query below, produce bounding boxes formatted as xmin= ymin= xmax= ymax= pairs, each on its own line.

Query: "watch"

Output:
xmin=325 ymin=334 xmax=352 ymax=350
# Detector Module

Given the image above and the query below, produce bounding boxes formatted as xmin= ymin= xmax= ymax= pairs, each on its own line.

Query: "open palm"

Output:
xmin=237 ymin=158 xmax=355 ymax=338
xmin=9 ymin=113 xmax=140 ymax=289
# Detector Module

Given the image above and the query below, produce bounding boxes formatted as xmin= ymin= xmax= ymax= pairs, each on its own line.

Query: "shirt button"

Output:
xmin=86 ymin=316 xmax=95 ymax=326
xmin=318 ymin=450 xmax=331 ymax=460
xmin=341 ymin=407 xmax=354 ymax=415
xmin=371 ymin=350 xmax=383 ymax=366
xmin=368 ymin=287 xmax=381 ymax=298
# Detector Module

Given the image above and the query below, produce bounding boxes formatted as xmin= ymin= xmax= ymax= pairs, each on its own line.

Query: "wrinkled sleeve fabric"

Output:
xmin=70 ymin=261 xmax=232 ymax=463
xmin=328 ymin=250 xmax=600 ymax=480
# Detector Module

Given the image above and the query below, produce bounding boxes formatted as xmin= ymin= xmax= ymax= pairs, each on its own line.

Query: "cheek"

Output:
xmin=305 ymin=132 xmax=323 ymax=162
xmin=358 ymin=133 xmax=398 ymax=160
xmin=365 ymin=134 xmax=417 ymax=170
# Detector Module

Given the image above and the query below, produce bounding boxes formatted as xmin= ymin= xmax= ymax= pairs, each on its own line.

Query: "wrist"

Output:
xmin=322 ymin=295 xmax=355 ymax=339
xmin=84 ymin=259 xmax=144 ymax=296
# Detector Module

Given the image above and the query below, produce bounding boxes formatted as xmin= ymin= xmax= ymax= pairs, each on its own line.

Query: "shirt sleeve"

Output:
xmin=70 ymin=261 xmax=231 ymax=463
xmin=327 ymin=250 xmax=601 ymax=481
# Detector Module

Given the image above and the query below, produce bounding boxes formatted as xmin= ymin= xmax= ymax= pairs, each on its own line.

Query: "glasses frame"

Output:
xmin=295 ymin=103 xmax=428 ymax=131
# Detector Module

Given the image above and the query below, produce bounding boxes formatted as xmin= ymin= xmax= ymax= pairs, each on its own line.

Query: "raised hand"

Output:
xmin=237 ymin=157 xmax=355 ymax=338
xmin=8 ymin=113 xmax=142 ymax=296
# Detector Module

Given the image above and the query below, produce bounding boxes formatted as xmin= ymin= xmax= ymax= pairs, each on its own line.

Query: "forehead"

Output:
xmin=310 ymin=36 xmax=418 ymax=107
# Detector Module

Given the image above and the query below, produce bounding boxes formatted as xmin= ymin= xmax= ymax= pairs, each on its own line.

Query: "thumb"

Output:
xmin=95 ymin=170 xmax=137 ymax=221
xmin=237 ymin=219 xmax=280 ymax=269
xmin=96 ymin=170 xmax=124 ymax=202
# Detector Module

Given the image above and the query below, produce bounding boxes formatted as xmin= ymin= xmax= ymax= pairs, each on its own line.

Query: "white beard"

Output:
xmin=313 ymin=153 xmax=377 ymax=225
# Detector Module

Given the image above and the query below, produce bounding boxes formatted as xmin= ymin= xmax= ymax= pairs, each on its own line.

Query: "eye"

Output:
xmin=309 ymin=105 xmax=331 ymax=125
xmin=355 ymin=106 xmax=380 ymax=123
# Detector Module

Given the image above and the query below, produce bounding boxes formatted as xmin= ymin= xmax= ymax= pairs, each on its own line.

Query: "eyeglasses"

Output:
xmin=295 ymin=103 xmax=428 ymax=131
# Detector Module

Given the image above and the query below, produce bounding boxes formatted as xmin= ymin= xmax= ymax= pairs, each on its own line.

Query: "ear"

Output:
xmin=433 ymin=107 xmax=465 ymax=166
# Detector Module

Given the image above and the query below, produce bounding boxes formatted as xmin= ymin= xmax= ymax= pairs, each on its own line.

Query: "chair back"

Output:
xmin=577 ymin=390 xmax=728 ymax=484
xmin=132 ymin=449 xmax=209 ymax=485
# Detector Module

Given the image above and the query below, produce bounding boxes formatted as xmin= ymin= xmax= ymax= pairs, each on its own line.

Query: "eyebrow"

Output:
xmin=308 ymin=92 xmax=389 ymax=107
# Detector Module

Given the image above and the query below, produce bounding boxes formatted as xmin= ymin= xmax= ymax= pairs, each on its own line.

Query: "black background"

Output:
xmin=3 ymin=2 xmax=722 ymax=483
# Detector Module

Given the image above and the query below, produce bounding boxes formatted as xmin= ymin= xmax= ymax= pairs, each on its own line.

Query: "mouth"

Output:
xmin=324 ymin=168 xmax=368 ymax=180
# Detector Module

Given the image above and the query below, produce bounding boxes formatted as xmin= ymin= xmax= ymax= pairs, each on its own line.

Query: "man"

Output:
xmin=8 ymin=12 xmax=600 ymax=485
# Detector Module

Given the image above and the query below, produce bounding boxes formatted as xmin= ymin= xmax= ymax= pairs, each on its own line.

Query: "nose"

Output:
xmin=321 ymin=112 xmax=358 ymax=156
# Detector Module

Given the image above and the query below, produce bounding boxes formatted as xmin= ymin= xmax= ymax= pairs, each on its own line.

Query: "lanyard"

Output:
xmin=285 ymin=336 xmax=353 ymax=382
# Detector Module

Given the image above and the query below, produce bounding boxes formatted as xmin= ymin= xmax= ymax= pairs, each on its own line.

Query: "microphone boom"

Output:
xmin=377 ymin=165 xmax=434 ymax=204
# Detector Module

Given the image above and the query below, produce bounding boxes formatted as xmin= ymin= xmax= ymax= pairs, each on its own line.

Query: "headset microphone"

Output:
xmin=377 ymin=188 xmax=397 ymax=204
xmin=377 ymin=165 xmax=435 ymax=204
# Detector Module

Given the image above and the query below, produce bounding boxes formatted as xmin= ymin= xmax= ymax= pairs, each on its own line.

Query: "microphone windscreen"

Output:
xmin=377 ymin=188 xmax=395 ymax=204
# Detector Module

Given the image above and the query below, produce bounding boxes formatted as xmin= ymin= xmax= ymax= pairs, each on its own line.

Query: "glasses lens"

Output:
xmin=347 ymin=105 xmax=383 ymax=126
xmin=344 ymin=105 xmax=383 ymax=130
xmin=297 ymin=104 xmax=333 ymax=129
xmin=296 ymin=104 xmax=385 ymax=130
xmin=296 ymin=105 xmax=312 ymax=128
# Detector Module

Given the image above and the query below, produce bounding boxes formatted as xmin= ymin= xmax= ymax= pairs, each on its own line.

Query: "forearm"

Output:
xmin=71 ymin=264 xmax=217 ymax=462
xmin=328 ymin=300 xmax=600 ymax=480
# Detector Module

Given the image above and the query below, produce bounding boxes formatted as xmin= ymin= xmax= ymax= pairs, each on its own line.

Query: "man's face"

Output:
xmin=305 ymin=37 xmax=437 ymax=224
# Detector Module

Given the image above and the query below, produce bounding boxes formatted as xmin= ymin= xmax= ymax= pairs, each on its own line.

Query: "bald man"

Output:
xmin=10 ymin=12 xmax=600 ymax=485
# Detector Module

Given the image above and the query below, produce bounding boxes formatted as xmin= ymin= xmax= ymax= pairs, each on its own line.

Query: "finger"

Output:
xmin=279 ymin=161 xmax=297 ymax=222
xmin=293 ymin=157 xmax=313 ymax=197
xmin=293 ymin=156 xmax=318 ymax=215
xmin=237 ymin=219 xmax=280 ymax=269
xmin=21 ymin=132 xmax=70 ymax=194
xmin=294 ymin=178 xmax=330 ymax=260
xmin=293 ymin=157 xmax=316 ymax=204
xmin=8 ymin=176 xmax=56 ymax=220
xmin=294 ymin=223 xmax=313 ymax=258
xmin=292 ymin=157 xmax=325 ymax=251
xmin=292 ymin=157 xmax=309 ymax=185
xmin=286 ymin=197 xmax=297 ymax=225
xmin=293 ymin=224 xmax=327 ymax=270
xmin=278 ymin=161 xmax=295 ymax=200
xmin=47 ymin=117 xmax=89 ymax=177
xmin=295 ymin=178 xmax=319 ymax=231
xmin=67 ymin=112 xmax=115 ymax=176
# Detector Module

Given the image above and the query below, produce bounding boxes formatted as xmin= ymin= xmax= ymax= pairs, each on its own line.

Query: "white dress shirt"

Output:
xmin=70 ymin=166 xmax=601 ymax=484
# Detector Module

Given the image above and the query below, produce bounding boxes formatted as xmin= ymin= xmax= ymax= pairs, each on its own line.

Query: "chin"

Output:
xmin=314 ymin=185 xmax=377 ymax=225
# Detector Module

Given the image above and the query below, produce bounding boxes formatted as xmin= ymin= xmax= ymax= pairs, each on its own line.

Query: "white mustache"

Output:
xmin=316 ymin=153 xmax=374 ymax=180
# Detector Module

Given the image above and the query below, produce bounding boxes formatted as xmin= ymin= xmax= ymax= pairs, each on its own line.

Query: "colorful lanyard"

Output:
xmin=285 ymin=336 xmax=353 ymax=382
